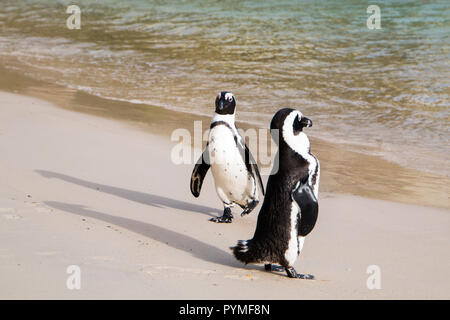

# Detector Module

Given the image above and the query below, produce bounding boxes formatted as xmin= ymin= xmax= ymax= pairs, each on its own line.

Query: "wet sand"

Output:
xmin=0 ymin=66 xmax=448 ymax=210
xmin=0 ymin=91 xmax=449 ymax=299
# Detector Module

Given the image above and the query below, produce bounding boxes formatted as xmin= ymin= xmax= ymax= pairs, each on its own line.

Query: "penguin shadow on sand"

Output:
xmin=44 ymin=201 xmax=240 ymax=268
xmin=35 ymin=170 xmax=220 ymax=218
xmin=36 ymin=170 xmax=285 ymax=276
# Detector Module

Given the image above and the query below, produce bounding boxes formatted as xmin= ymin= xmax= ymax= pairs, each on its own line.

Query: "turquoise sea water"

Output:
xmin=0 ymin=0 xmax=448 ymax=175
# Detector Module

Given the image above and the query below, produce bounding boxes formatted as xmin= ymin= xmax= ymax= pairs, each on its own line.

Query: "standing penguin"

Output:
xmin=190 ymin=91 xmax=265 ymax=223
xmin=232 ymin=108 xmax=320 ymax=278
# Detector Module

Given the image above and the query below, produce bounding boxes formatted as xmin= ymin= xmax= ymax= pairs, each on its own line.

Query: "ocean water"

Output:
xmin=0 ymin=0 xmax=449 ymax=176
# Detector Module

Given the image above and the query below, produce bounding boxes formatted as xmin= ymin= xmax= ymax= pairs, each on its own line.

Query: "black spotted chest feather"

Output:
xmin=208 ymin=124 xmax=254 ymax=205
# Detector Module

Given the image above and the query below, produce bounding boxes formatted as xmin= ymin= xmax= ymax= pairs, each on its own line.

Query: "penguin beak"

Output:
xmin=300 ymin=117 xmax=312 ymax=128
xmin=215 ymin=95 xmax=224 ymax=111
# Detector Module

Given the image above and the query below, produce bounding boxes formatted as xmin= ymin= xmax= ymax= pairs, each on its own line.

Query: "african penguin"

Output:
xmin=232 ymin=108 xmax=320 ymax=279
xmin=190 ymin=91 xmax=265 ymax=223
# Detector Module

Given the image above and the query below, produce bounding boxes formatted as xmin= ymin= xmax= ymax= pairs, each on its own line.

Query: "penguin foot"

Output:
xmin=264 ymin=264 xmax=285 ymax=272
xmin=209 ymin=215 xmax=233 ymax=223
xmin=241 ymin=200 xmax=259 ymax=217
xmin=209 ymin=207 xmax=233 ymax=223
xmin=285 ymin=267 xmax=314 ymax=280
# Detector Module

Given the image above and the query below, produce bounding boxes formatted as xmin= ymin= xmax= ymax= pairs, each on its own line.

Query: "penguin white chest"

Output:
xmin=284 ymin=202 xmax=300 ymax=266
xmin=208 ymin=125 xmax=253 ymax=204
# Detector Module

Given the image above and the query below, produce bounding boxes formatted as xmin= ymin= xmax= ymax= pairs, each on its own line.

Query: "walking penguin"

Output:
xmin=232 ymin=108 xmax=320 ymax=278
xmin=190 ymin=91 xmax=265 ymax=223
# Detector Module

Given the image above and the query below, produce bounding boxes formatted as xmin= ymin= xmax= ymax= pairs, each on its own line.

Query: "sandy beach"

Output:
xmin=0 ymin=91 xmax=448 ymax=299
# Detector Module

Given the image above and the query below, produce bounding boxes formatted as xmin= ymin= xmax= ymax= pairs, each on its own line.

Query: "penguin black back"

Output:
xmin=232 ymin=108 xmax=320 ymax=278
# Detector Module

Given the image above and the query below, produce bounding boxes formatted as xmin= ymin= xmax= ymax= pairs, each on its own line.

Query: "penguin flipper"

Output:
xmin=239 ymin=141 xmax=265 ymax=196
xmin=249 ymin=147 xmax=265 ymax=196
xmin=190 ymin=145 xmax=210 ymax=198
xmin=292 ymin=180 xmax=318 ymax=236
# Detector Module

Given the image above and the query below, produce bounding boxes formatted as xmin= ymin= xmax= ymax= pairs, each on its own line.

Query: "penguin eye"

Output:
xmin=224 ymin=93 xmax=234 ymax=102
xmin=293 ymin=114 xmax=302 ymax=134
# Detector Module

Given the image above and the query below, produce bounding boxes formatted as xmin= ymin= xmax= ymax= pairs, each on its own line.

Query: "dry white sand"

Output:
xmin=0 ymin=91 xmax=449 ymax=299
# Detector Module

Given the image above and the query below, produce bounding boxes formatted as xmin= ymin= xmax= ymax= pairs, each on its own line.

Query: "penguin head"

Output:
xmin=270 ymin=108 xmax=312 ymax=147
xmin=215 ymin=91 xmax=236 ymax=115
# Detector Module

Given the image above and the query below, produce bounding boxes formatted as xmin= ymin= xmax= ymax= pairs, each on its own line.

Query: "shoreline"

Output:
xmin=0 ymin=91 xmax=448 ymax=299
xmin=0 ymin=65 xmax=448 ymax=209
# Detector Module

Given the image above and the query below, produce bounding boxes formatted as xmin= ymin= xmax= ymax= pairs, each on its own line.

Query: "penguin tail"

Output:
xmin=230 ymin=239 xmax=257 ymax=264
